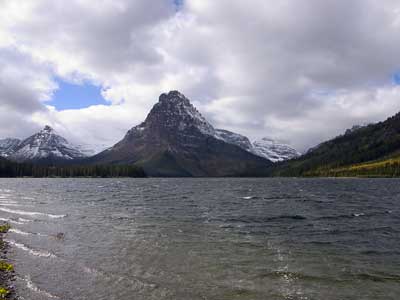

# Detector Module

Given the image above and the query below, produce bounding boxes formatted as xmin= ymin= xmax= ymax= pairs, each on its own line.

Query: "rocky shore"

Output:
xmin=0 ymin=223 xmax=16 ymax=299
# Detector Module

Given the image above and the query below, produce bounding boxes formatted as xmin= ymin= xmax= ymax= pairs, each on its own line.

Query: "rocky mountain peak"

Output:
xmin=136 ymin=90 xmax=216 ymax=137
xmin=42 ymin=125 xmax=54 ymax=133
xmin=159 ymin=90 xmax=188 ymax=104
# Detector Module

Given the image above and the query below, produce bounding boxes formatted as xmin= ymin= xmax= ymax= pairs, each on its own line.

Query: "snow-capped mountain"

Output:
xmin=90 ymin=91 xmax=270 ymax=176
xmin=8 ymin=126 xmax=87 ymax=163
xmin=0 ymin=138 xmax=21 ymax=157
xmin=252 ymin=138 xmax=301 ymax=162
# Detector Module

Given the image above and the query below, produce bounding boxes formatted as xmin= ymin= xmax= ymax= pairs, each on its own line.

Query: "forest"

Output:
xmin=0 ymin=158 xmax=146 ymax=178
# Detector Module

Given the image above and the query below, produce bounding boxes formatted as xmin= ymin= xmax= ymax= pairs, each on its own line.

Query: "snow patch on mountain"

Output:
xmin=76 ymin=143 xmax=111 ymax=156
xmin=214 ymin=129 xmax=253 ymax=152
xmin=252 ymin=138 xmax=301 ymax=162
xmin=0 ymin=138 xmax=21 ymax=157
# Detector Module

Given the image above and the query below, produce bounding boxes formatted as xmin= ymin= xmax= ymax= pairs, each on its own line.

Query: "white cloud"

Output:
xmin=1 ymin=0 xmax=400 ymax=152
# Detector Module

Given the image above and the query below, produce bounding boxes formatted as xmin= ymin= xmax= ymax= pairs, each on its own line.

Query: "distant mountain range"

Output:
xmin=0 ymin=91 xmax=301 ymax=176
xmin=5 ymin=89 xmax=398 ymax=177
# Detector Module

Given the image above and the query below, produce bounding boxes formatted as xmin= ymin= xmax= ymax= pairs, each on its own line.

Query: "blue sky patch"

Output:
xmin=174 ymin=0 xmax=183 ymax=10
xmin=393 ymin=72 xmax=400 ymax=85
xmin=50 ymin=79 xmax=108 ymax=110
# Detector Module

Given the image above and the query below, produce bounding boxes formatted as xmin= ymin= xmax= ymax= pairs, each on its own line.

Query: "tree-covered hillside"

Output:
xmin=273 ymin=112 xmax=400 ymax=177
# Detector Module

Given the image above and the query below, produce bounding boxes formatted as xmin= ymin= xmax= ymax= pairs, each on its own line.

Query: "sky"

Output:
xmin=1 ymin=0 xmax=400 ymax=152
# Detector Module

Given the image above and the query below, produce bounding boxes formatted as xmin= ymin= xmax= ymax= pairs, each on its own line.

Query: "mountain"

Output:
xmin=252 ymin=138 xmax=301 ymax=162
xmin=7 ymin=126 xmax=87 ymax=164
xmin=0 ymin=138 xmax=21 ymax=157
xmin=213 ymin=130 xmax=300 ymax=162
xmin=89 ymin=91 xmax=271 ymax=176
xmin=274 ymin=112 xmax=400 ymax=176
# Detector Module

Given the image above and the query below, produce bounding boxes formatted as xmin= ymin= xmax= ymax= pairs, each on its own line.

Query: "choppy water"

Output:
xmin=0 ymin=178 xmax=399 ymax=300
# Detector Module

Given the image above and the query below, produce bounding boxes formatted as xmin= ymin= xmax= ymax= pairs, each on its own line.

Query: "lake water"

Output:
xmin=0 ymin=178 xmax=399 ymax=300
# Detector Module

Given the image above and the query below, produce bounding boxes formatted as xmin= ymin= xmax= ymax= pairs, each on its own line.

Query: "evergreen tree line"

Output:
xmin=0 ymin=158 xmax=146 ymax=178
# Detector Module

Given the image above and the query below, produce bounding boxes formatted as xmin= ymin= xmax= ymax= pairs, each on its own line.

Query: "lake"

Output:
xmin=0 ymin=178 xmax=399 ymax=300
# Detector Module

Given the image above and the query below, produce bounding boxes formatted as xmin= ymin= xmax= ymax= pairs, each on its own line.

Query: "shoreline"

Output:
xmin=0 ymin=223 xmax=16 ymax=299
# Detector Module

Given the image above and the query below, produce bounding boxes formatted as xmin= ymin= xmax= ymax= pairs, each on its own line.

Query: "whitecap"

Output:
xmin=5 ymin=239 xmax=57 ymax=258
xmin=82 ymin=265 xmax=104 ymax=277
xmin=18 ymin=217 xmax=33 ymax=223
xmin=352 ymin=213 xmax=365 ymax=217
xmin=0 ymin=198 xmax=18 ymax=204
xmin=21 ymin=276 xmax=59 ymax=299
xmin=0 ymin=208 xmax=66 ymax=219
xmin=9 ymin=228 xmax=31 ymax=236
xmin=241 ymin=196 xmax=255 ymax=200
xmin=0 ymin=217 xmax=24 ymax=225
xmin=0 ymin=203 xmax=24 ymax=207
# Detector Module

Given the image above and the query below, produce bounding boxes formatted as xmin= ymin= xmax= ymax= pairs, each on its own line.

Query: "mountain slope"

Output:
xmin=9 ymin=126 xmax=87 ymax=164
xmin=274 ymin=112 xmax=400 ymax=176
xmin=90 ymin=91 xmax=271 ymax=176
xmin=0 ymin=138 xmax=21 ymax=157
xmin=214 ymin=129 xmax=254 ymax=152
xmin=309 ymin=154 xmax=400 ymax=177
xmin=252 ymin=138 xmax=300 ymax=162
xmin=213 ymin=130 xmax=300 ymax=162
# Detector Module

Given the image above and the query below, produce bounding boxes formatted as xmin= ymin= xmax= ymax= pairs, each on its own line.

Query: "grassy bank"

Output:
xmin=303 ymin=155 xmax=400 ymax=178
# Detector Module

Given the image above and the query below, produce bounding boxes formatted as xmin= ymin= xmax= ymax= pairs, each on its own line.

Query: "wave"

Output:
xmin=82 ymin=265 xmax=104 ymax=277
xmin=352 ymin=212 xmax=365 ymax=217
xmin=0 ymin=203 xmax=24 ymax=207
xmin=0 ymin=217 xmax=24 ymax=225
xmin=9 ymin=228 xmax=31 ymax=236
xmin=0 ymin=196 xmax=18 ymax=204
xmin=18 ymin=217 xmax=33 ymax=223
xmin=8 ymin=228 xmax=47 ymax=237
xmin=225 ymin=214 xmax=307 ymax=224
xmin=19 ymin=276 xmax=59 ymax=299
xmin=0 ymin=208 xmax=66 ymax=219
xmin=5 ymin=239 xmax=56 ymax=258
xmin=256 ymin=269 xmax=400 ymax=284
xmin=317 ymin=213 xmax=368 ymax=220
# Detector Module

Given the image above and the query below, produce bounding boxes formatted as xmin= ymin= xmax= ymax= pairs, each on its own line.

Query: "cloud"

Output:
xmin=1 ymin=0 xmax=400 ymax=151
